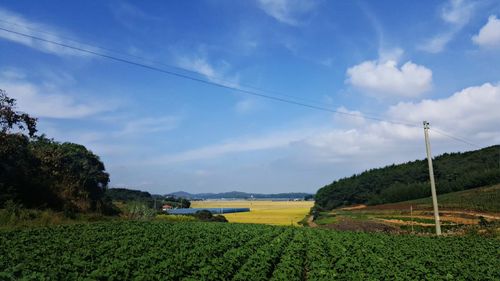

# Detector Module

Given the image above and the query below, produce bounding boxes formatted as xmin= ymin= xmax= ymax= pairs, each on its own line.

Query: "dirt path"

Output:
xmin=307 ymin=215 xmax=318 ymax=228
xmin=340 ymin=204 xmax=367 ymax=210
xmin=440 ymin=210 xmax=500 ymax=220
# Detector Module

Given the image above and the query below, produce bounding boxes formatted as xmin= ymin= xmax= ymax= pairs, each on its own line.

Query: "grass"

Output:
xmin=190 ymin=200 xmax=314 ymax=226
xmin=155 ymin=214 xmax=197 ymax=222
xmin=375 ymin=216 xmax=437 ymax=224
xmin=314 ymin=214 xmax=337 ymax=225
xmin=314 ymin=185 xmax=500 ymax=234
xmin=0 ymin=208 xmax=116 ymax=230
xmin=406 ymin=184 xmax=500 ymax=212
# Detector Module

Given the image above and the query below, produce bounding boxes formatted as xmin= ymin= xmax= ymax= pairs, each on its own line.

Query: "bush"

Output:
xmin=123 ymin=202 xmax=156 ymax=220
xmin=156 ymin=214 xmax=197 ymax=222
xmin=192 ymin=210 xmax=228 ymax=222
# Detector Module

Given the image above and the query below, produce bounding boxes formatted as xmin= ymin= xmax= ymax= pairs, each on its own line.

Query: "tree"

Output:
xmin=0 ymin=133 xmax=42 ymax=207
xmin=314 ymin=145 xmax=500 ymax=210
xmin=0 ymin=89 xmax=37 ymax=137
xmin=0 ymin=90 xmax=112 ymax=213
xmin=30 ymin=136 xmax=110 ymax=212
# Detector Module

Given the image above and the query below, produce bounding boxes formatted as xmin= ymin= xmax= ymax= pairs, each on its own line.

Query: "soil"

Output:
xmin=340 ymin=204 xmax=367 ymax=210
xmin=377 ymin=218 xmax=435 ymax=227
xmin=307 ymin=215 xmax=318 ymax=228
xmin=324 ymin=217 xmax=400 ymax=233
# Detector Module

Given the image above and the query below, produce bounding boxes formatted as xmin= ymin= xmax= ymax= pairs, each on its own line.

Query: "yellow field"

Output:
xmin=191 ymin=200 xmax=314 ymax=226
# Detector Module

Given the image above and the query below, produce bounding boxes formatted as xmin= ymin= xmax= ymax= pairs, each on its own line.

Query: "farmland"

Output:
xmin=0 ymin=221 xmax=499 ymax=280
xmin=191 ymin=200 xmax=314 ymax=226
xmin=312 ymin=185 xmax=500 ymax=234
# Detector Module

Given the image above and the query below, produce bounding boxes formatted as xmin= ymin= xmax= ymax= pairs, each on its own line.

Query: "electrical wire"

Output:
xmin=429 ymin=128 xmax=480 ymax=148
xmin=0 ymin=25 xmax=422 ymax=129
xmin=0 ymin=19 xmax=348 ymax=109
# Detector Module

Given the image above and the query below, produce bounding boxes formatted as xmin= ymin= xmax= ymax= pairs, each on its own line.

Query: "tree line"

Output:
xmin=0 ymin=89 xmax=114 ymax=214
xmin=106 ymin=188 xmax=191 ymax=209
xmin=314 ymin=144 xmax=500 ymax=211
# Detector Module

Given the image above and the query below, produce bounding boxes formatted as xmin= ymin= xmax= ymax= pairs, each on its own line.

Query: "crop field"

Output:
xmin=191 ymin=200 xmax=314 ymax=226
xmin=311 ymin=185 xmax=500 ymax=233
xmin=0 ymin=221 xmax=498 ymax=280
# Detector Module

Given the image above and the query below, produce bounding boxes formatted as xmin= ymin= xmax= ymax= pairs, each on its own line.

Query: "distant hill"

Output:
xmin=314 ymin=145 xmax=500 ymax=211
xmin=167 ymin=191 xmax=313 ymax=200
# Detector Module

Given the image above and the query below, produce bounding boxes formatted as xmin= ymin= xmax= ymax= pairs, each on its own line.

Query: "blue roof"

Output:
xmin=167 ymin=208 xmax=250 ymax=215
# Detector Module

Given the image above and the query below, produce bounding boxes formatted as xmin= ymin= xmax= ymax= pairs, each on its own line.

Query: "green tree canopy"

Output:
xmin=0 ymin=89 xmax=37 ymax=137
xmin=0 ymin=90 xmax=112 ymax=213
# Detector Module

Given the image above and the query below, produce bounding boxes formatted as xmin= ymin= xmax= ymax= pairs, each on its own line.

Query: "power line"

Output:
xmin=0 ymin=19 xmax=344 ymax=109
xmin=429 ymin=128 xmax=480 ymax=148
xmin=0 ymin=25 xmax=420 ymax=128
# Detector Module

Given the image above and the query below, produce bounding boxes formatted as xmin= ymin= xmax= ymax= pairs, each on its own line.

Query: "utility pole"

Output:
xmin=423 ymin=121 xmax=442 ymax=235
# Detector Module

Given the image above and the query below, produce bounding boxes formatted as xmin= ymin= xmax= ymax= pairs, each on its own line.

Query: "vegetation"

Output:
xmin=0 ymin=90 xmax=113 ymax=214
xmin=106 ymin=188 xmax=191 ymax=210
xmin=155 ymin=214 xmax=197 ymax=222
xmin=315 ymin=145 xmax=500 ymax=210
xmin=192 ymin=210 xmax=228 ymax=222
xmin=0 ymin=221 xmax=498 ymax=280
xmin=191 ymin=200 xmax=314 ymax=226
xmin=405 ymin=184 xmax=500 ymax=212
xmin=105 ymin=188 xmax=153 ymax=203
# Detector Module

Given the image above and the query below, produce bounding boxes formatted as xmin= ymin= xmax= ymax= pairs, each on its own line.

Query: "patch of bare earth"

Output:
xmin=376 ymin=218 xmax=435 ymax=227
xmin=441 ymin=210 xmax=500 ymax=220
xmin=307 ymin=215 xmax=318 ymax=228
xmin=363 ymin=202 xmax=428 ymax=211
xmin=325 ymin=217 xmax=400 ymax=233
xmin=340 ymin=204 xmax=367 ymax=211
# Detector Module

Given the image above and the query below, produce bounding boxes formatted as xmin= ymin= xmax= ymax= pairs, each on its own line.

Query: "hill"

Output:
xmin=315 ymin=145 xmax=500 ymax=211
xmin=168 ymin=191 xmax=312 ymax=200
xmin=403 ymin=184 xmax=500 ymax=213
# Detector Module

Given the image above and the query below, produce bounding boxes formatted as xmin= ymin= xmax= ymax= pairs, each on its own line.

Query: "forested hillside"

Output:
xmin=314 ymin=145 xmax=500 ymax=211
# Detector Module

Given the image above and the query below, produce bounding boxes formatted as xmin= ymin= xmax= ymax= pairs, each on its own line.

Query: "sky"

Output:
xmin=1 ymin=0 xmax=500 ymax=194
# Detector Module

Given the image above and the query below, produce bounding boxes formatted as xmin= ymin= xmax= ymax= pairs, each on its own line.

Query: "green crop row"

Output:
xmin=0 ymin=221 xmax=498 ymax=280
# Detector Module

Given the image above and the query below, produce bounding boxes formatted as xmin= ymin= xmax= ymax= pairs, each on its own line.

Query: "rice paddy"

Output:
xmin=190 ymin=200 xmax=314 ymax=226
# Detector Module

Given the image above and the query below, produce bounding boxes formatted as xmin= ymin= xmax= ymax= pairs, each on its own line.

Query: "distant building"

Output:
xmin=162 ymin=204 xmax=173 ymax=211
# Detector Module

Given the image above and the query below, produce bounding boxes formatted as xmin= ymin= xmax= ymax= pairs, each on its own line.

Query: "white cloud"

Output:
xmin=178 ymin=56 xmax=216 ymax=78
xmin=256 ymin=0 xmax=317 ymax=26
xmin=419 ymin=0 xmax=475 ymax=53
xmin=418 ymin=33 xmax=454 ymax=54
xmin=0 ymin=7 xmax=94 ymax=57
xmin=0 ymin=70 xmax=113 ymax=119
xmin=387 ymin=82 xmax=500 ymax=133
xmin=332 ymin=107 xmax=366 ymax=127
xmin=176 ymin=55 xmax=240 ymax=88
xmin=441 ymin=0 xmax=474 ymax=26
xmin=118 ymin=116 xmax=180 ymax=136
xmin=149 ymin=129 xmax=314 ymax=165
xmin=378 ymin=48 xmax=404 ymax=63
xmin=132 ymin=81 xmax=500 ymax=192
xmin=472 ymin=15 xmax=500 ymax=48
xmin=346 ymin=60 xmax=432 ymax=98
xmin=110 ymin=2 xmax=160 ymax=31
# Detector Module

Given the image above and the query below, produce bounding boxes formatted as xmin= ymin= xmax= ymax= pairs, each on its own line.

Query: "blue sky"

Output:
xmin=1 ymin=0 xmax=500 ymax=194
